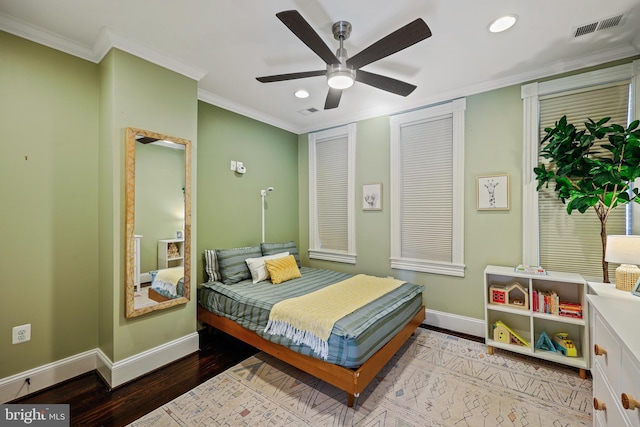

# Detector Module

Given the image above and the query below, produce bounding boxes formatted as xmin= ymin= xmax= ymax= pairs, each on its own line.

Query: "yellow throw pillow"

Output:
xmin=265 ymin=255 xmax=302 ymax=284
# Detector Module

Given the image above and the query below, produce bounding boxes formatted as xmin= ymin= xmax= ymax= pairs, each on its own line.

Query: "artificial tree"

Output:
xmin=534 ymin=116 xmax=640 ymax=282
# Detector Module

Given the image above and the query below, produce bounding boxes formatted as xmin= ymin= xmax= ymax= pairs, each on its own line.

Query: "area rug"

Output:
xmin=129 ymin=328 xmax=592 ymax=426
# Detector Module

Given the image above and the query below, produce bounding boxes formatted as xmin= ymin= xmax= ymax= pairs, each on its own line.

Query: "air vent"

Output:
xmin=572 ymin=13 xmax=625 ymax=37
xmin=298 ymin=107 xmax=319 ymax=116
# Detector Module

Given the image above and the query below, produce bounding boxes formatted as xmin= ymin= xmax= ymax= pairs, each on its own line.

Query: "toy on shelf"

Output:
xmin=514 ymin=264 xmax=547 ymax=275
xmin=493 ymin=320 xmax=530 ymax=347
xmin=535 ymin=331 xmax=557 ymax=352
xmin=167 ymin=242 xmax=180 ymax=259
xmin=489 ymin=282 xmax=529 ymax=309
xmin=553 ymin=333 xmax=577 ymax=357
xmin=490 ymin=285 xmax=507 ymax=304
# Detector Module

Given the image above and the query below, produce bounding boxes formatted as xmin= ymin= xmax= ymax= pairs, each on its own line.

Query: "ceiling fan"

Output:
xmin=256 ymin=10 xmax=432 ymax=110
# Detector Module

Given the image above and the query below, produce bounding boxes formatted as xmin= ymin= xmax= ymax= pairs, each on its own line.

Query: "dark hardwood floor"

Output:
xmin=10 ymin=325 xmax=481 ymax=426
xmin=11 ymin=329 xmax=259 ymax=427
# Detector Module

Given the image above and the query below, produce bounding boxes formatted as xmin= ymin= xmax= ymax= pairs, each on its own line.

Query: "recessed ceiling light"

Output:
xmin=294 ymin=89 xmax=309 ymax=98
xmin=489 ymin=15 xmax=518 ymax=33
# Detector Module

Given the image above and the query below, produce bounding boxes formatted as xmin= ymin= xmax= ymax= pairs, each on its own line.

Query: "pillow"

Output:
xmin=204 ymin=249 xmax=221 ymax=282
xmin=245 ymin=251 xmax=289 ymax=284
xmin=261 ymin=241 xmax=301 ymax=267
xmin=265 ymin=255 xmax=302 ymax=284
xmin=215 ymin=246 xmax=262 ymax=284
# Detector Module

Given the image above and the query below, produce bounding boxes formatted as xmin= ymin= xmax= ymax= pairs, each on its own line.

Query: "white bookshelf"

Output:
xmin=484 ymin=265 xmax=589 ymax=378
xmin=158 ymin=238 xmax=184 ymax=269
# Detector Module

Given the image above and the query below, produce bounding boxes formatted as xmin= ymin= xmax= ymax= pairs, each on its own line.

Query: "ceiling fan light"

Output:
xmin=327 ymin=70 xmax=355 ymax=89
xmin=489 ymin=15 xmax=518 ymax=33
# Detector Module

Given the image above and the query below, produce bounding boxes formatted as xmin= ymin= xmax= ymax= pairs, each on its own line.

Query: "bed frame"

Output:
xmin=148 ymin=287 xmax=171 ymax=303
xmin=197 ymin=304 xmax=425 ymax=407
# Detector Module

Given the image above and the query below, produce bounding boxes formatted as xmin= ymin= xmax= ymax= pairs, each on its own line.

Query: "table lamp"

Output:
xmin=605 ymin=235 xmax=640 ymax=291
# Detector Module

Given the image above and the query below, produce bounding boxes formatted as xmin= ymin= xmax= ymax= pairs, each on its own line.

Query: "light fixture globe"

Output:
xmin=327 ymin=67 xmax=356 ymax=89
xmin=326 ymin=45 xmax=356 ymax=90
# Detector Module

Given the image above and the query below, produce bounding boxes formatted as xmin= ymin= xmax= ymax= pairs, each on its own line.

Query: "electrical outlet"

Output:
xmin=12 ymin=324 xmax=31 ymax=344
xmin=230 ymin=160 xmax=236 ymax=171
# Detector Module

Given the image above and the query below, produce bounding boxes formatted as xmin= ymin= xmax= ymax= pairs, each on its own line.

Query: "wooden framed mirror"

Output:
xmin=125 ymin=127 xmax=192 ymax=318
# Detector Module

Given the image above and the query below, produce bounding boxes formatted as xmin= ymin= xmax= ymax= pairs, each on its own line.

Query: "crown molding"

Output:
xmin=0 ymin=13 xmax=207 ymax=82
xmin=0 ymin=12 xmax=95 ymax=61
xmin=1 ymin=10 xmax=638 ymax=135
xmin=297 ymin=44 xmax=640 ymax=134
xmin=197 ymin=89 xmax=298 ymax=134
xmin=94 ymin=28 xmax=207 ymax=81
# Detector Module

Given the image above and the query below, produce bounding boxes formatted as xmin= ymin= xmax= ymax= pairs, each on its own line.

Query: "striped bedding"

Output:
xmin=151 ymin=277 xmax=185 ymax=299
xmin=198 ymin=267 xmax=423 ymax=368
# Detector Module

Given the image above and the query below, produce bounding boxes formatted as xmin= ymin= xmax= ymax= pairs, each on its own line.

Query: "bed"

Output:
xmin=148 ymin=266 xmax=185 ymax=302
xmin=197 ymin=242 xmax=425 ymax=407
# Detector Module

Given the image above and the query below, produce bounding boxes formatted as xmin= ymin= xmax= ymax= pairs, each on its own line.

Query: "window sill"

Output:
xmin=309 ymin=250 xmax=356 ymax=264
xmin=390 ymin=257 xmax=465 ymax=277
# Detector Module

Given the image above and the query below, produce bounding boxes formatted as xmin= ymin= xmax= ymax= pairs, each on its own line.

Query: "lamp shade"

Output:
xmin=605 ymin=235 xmax=640 ymax=265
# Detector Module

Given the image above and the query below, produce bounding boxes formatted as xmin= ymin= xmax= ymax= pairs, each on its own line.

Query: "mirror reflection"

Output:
xmin=125 ymin=128 xmax=192 ymax=318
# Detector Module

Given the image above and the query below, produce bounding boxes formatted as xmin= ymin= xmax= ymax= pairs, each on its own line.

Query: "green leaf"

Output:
xmin=618 ymin=191 xmax=630 ymax=202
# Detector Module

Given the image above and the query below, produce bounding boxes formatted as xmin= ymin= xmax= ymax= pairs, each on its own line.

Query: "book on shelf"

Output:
xmin=531 ymin=290 xmax=582 ymax=318
xmin=558 ymin=301 xmax=583 ymax=319
xmin=533 ymin=289 xmax=559 ymax=315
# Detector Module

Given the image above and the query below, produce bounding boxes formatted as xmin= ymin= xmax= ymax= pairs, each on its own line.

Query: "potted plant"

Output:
xmin=534 ymin=116 xmax=640 ymax=282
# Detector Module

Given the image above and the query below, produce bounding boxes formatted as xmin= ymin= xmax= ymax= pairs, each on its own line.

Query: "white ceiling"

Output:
xmin=1 ymin=0 xmax=639 ymax=134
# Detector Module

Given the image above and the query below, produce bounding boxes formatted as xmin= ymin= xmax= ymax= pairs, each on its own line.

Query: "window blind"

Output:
xmin=538 ymin=81 xmax=630 ymax=280
xmin=400 ymin=115 xmax=453 ymax=262
xmin=315 ymin=135 xmax=348 ymax=252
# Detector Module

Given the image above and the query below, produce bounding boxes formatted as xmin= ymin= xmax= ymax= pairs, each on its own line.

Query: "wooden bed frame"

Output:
xmin=197 ymin=304 xmax=425 ymax=407
xmin=148 ymin=287 xmax=171 ymax=303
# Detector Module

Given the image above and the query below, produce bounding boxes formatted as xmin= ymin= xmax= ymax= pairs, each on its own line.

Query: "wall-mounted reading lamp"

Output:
xmin=261 ymin=187 xmax=274 ymax=242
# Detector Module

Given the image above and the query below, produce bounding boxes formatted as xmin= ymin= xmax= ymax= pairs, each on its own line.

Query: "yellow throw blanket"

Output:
xmin=155 ymin=267 xmax=184 ymax=285
xmin=264 ymin=274 xmax=405 ymax=360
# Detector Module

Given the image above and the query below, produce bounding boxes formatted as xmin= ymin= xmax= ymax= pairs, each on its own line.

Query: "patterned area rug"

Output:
xmin=129 ymin=328 xmax=592 ymax=426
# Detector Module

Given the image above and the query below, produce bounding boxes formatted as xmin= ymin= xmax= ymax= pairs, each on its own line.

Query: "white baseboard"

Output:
xmin=97 ymin=332 xmax=199 ymax=388
xmin=0 ymin=350 xmax=96 ymax=404
xmin=424 ymin=308 xmax=485 ymax=338
xmin=0 ymin=332 xmax=199 ymax=403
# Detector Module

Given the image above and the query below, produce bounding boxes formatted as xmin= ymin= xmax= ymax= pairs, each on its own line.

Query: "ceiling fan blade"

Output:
xmin=356 ymin=70 xmax=416 ymax=96
xmin=256 ymin=70 xmax=326 ymax=83
xmin=324 ymin=88 xmax=342 ymax=109
xmin=276 ymin=10 xmax=341 ymax=66
xmin=347 ymin=18 xmax=432 ymax=69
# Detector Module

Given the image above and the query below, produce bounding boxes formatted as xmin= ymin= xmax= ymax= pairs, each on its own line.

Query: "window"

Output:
xmin=522 ymin=62 xmax=639 ymax=280
xmin=308 ymin=124 xmax=356 ymax=263
xmin=390 ymin=99 xmax=466 ymax=276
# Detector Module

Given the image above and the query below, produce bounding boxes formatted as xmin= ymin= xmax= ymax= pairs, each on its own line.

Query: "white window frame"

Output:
xmin=521 ymin=60 xmax=640 ymax=265
xmin=308 ymin=123 xmax=356 ymax=264
xmin=389 ymin=98 xmax=466 ymax=277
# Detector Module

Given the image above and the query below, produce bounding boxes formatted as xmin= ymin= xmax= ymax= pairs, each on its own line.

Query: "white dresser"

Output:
xmin=588 ymin=283 xmax=640 ymax=426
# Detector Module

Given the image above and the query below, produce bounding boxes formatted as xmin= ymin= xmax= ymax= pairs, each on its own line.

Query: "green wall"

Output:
xmin=297 ymin=86 xmax=526 ymax=321
xmin=0 ymin=32 xmax=99 ymax=377
xmin=196 ymin=103 xmax=299 ymax=284
xmin=297 ymin=59 xmax=637 ymax=321
xmin=1 ymin=26 xmax=637 ymax=382
xmin=99 ymin=49 xmax=198 ymax=362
